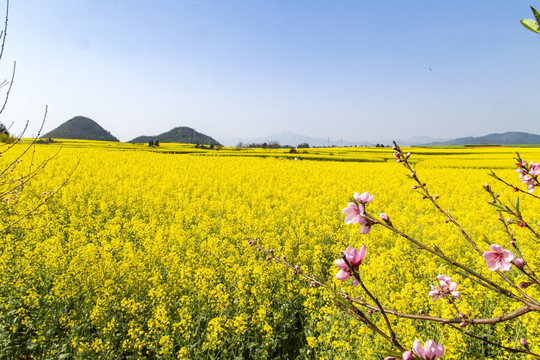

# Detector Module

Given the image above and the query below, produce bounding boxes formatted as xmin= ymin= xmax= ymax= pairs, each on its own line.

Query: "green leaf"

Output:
xmin=532 ymin=6 xmax=540 ymax=25
xmin=487 ymin=202 xmax=506 ymax=212
xmin=521 ymin=19 xmax=540 ymax=34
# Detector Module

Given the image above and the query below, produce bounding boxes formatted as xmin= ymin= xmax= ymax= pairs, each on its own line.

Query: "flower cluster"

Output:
xmin=428 ymin=274 xmax=460 ymax=301
xmin=516 ymin=160 xmax=540 ymax=193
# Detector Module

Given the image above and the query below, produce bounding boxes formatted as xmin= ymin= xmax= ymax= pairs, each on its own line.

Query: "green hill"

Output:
xmin=129 ymin=126 xmax=221 ymax=146
xmin=42 ymin=116 xmax=119 ymax=142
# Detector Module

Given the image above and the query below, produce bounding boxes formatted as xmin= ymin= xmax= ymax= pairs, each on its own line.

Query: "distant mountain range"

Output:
xmin=222 ymin=131 xmax=540 ymax=147
xmin=423 ymin=132 xmax=540 ymax=146
xmin=42 ymin=116 xmax=119 ymax=142
xmin=128 ymin=127 xmax=221 ymax=146
xmin=41 ymin=117 xmax=540 ymax=147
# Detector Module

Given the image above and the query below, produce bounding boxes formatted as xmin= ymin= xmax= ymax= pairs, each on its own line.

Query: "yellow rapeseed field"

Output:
xmin=0 ymin=141 xmax=539 ymax=359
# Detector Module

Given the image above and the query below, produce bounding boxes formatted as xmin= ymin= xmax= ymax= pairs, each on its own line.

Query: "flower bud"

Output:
xmin=380 ymin=213 xmax=389 ymax=222
xmin=295 ymin=265 xmax=300 ymax=270
xmin=519 ymin=282 xmax=531 ymax=289
xmin=406 ymin=152 xmax=411 ymax=159
xmin=485 ymin=183 xmax=489 ymax=188
xmin=459 ymin=322 xmax=467 ymax=328
xmin=396 ymin=159 xmax=401 ymax=163
xmin=412 ymin=185 xmax=418 ymax=190
xmin=367 ymin=310 xmax=373 ymax=315
xmin=459 ymin=313 xmax=468 ymax=319
xmin=419 ymin=309 xmax=425 ymax=315
xmin=507 ymin=217 xmax=513 ymax=223
xmin=435 ymin=195 xmax=439 ymax=200
xmin=411 ymin=172 xmax=416 ymax=178
xmin=402 ymin=351 xmax=413 ymax=360
xmin=520 ymin=338 xmax=528 ymax=348
xmin=291 ymin=270 xmax=297 ymax=275
xmin=514 ymin=258 xmax=525 ymax=268
xmin=282 ymin=255 xmax=286 ymax=260
xmin=309 ymin=283 xmax=315 ymax=288
xmin=444 ymin=219 xmax=450 ymax=223
xmin=265 ymin=256 xmax=272 ymax=261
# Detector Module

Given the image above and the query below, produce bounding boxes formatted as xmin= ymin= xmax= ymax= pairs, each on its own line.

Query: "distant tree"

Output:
xmin=297 ymin=143 xmax=310 ymax=149
xmin=154 ymin=139 xmax=160 ymax=147
xmin=149 ymin=140 xmax=154 ymax=147
xmin=268 ymin=140 xmax=280 ymax=149
xmin=0 ymin=122 xmax=8 ymax=135
xmin=209 ymin=144 xmax=214 ymax=149
xmin=262 ymin=142 xmax=268 ymax=149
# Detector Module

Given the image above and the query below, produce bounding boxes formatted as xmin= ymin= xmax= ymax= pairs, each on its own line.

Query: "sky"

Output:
xmin=0 ymin=0 xmax=539 ymax=144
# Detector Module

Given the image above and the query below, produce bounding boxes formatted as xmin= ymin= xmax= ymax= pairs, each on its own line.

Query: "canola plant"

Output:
xmin=0 ymin=141 xmax=539 ymax=359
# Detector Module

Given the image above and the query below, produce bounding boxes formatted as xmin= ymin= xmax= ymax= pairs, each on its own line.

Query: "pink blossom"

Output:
xmin=428 ymin=285 xmax=443 ymax=301
xmin=354 ymin=191 xmax=374 ymax=204
xmin=342 ymin=202 xmax=364 ymax=224
xmin=335 ymin=245 xmax=366 ymax=286
xmin=342 ymin=192 xmax=374 ymax=234
xmin=520 ymin=175 xmax=535 ymax=193
xmin=529 ymin=161 xmax=540 ymax=176
xmin=358 ymin=218 xmax=372 ymax=234
xmin=483 ymin=244 xmax=514 ymax=271
xmin=517 ymin=161 xmax=539 ymax=192
xmin=428 ymin=274 xmax=460 ymax=301
xmin=413 ymin=339 xmax=444 ymax=360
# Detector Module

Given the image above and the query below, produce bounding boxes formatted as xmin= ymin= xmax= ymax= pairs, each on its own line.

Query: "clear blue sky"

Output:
xmin=1 ymin=0 xmax=539 ymax=143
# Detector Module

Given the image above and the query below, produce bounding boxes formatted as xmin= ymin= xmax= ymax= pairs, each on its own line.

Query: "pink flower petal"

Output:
xmin=359 ymin=225 xmax=371 ymax=235
xmin=502 ymin=250 xmax=515 ymax=262
xmin=489 ymin=244 xmax=503 ymax=253
xmin=336 ymin=269 xmax=350 ymax=281
xmin=357 ymin=244 xmax=366 ymax=264
xmin=483 ymin=251 xmax=499 ymax=271
xmin=412 ymin=339 xmax=425 ymax=358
